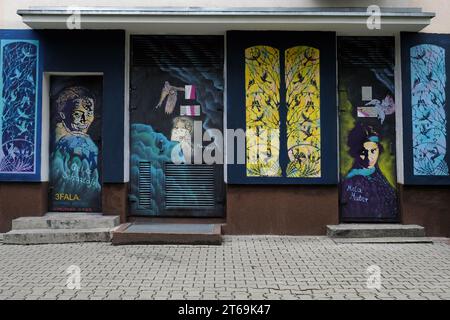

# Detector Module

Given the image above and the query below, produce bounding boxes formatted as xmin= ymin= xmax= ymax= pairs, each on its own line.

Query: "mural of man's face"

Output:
xmin=61 ymin=98 xmax=94 ymax=133
xmin=360 ymin=141 xmax=380 ymax=168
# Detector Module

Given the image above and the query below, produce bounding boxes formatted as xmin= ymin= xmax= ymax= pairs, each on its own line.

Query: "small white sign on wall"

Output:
xmin=361 ymin=86 xmax=373 ymax=102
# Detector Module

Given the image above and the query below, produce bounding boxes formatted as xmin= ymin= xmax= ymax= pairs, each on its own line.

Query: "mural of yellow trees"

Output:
xmin=245 ymin=46 xmax=281 ymax=177
xmin=285 ymin=46 xmax=321 ymax=177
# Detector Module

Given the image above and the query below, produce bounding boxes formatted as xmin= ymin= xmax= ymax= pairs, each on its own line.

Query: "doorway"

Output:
xmin=128 ymin=35 xmax=225 ymax=217
xmin=338 ymin=37 xmax=399 ymax=222
xmin=48 ymin=75 xmax=103 ymax=212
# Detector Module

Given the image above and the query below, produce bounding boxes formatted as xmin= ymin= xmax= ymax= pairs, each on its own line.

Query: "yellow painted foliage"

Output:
xmin=285 ymin=46 xmax=321 ymax=177
xmin=245 ymin=46 xmax=282 ymax=177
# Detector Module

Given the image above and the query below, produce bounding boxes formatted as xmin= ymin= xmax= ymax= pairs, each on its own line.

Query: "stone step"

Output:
xmin=327 ymin=224 xmax=426 ymax=238
xmin=3 ymin=228 xmax=112 ymax=244
xmin=332 ymin=237 xmax=433 ymax=244
xmin=112 ymin=223 xmax=222 ymax=245
xmin=12 ymin=213 xmax=119 ymax=230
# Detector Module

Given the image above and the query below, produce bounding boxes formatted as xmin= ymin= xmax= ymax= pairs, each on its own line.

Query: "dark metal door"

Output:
xmin=338 ymin=37 xmax=399 ymax=222
xmin=48 ymin=75 xmax=103 ymax=212
xmin=129 ymin=35 xmax=225 ymax=217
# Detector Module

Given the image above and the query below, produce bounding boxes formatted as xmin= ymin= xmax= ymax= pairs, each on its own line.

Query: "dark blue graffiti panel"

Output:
xmin=411 ymin=44 xmax=448 ymax=176
xmin=0 ymin=40 xmax=39 ymax=175
xmin=402 ymin=32 xmax=450 ymax=185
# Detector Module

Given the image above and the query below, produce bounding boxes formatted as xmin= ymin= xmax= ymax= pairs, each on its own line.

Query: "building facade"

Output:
xmin=0 ymin=1 xmax=449 ymax=236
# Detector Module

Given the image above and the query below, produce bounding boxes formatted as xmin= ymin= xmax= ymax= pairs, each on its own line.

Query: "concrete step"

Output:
xmin=327 ymin=224 xmax=426 ymax=238
xmin=3 ymin=228 xmax=112 ymax=244
xmin=332 ymin=237 xmax=433 ymax=244
xmin=12 ymin=213 xmax=119 ymax=230
xmin=112 ymin=223 xmax=222 ymax=245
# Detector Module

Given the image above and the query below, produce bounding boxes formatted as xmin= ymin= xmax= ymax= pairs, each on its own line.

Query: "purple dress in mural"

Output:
xmin=341 ymin=166 xmax=397 ymax=219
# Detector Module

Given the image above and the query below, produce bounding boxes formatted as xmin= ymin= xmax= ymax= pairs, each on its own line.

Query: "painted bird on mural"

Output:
xmin=155 ymin=81 xmax=185 ymax=115
xmin=365 ymin=94 xmax=395 ymax=125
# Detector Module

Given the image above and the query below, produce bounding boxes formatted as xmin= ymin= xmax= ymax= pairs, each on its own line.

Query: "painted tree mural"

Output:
xmin=285 ymin=46 xmax=321 ymax=177
xmin=245 ymin=46 xmax=281 ymax=177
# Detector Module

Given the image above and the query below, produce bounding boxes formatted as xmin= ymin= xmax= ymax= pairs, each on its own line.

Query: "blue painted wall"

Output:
xmin=38 ymin=30 xmax=125 ymax=183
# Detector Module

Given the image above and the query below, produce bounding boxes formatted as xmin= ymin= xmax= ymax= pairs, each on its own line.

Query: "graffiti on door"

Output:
xmin=129 ymin=36 xmax=224 ymax=216
xmin=49 ymin=76 xmax=102 ymax=212
xmin=339 ymin=37 xmax=398 ymax=221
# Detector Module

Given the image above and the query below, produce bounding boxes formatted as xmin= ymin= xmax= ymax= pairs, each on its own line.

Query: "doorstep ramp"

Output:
xmin=327 ymin=224 xmax=433 ymax=244
xmin=111 ymin=223 xmax=222 ymax=245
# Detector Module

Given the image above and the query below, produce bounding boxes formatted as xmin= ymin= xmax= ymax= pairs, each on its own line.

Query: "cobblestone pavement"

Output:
xmin=0 ymin=236 xmax=449 ymax=300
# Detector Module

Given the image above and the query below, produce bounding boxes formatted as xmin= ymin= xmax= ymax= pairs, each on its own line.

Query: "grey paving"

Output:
xmin=0 ymin=236 xmax=449 ymax=300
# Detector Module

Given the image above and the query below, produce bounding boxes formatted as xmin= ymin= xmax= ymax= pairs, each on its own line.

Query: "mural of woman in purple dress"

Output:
xmin=341 ymin=123 xmax=397 ymax=220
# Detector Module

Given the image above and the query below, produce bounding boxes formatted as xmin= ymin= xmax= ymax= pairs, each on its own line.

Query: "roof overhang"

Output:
xmin=17 ymin=7 xmax=435 ymax=35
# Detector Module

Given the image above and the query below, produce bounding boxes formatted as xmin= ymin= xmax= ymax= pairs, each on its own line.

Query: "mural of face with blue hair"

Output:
xmin=348 ymin=123 xmax=383 ymax=170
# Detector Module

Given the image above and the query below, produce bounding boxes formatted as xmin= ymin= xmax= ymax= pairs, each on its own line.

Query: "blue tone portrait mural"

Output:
xmin=402 ymin=32 xmax=450 ymax=185
xmin=49 ymin=76 xmax=102 ymax=212
xmin=0 ymin=39 xmax=40 ymax=179
xmin=411 ymin=44 xmax=448 ymax=176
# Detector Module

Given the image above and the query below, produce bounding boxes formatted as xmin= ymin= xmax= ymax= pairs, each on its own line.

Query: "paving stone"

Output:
xmin=0 ymin=237 xmax=448 ymax=300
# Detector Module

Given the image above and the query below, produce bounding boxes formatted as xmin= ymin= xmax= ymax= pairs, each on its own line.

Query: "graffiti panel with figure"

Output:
xmin=0 ymin=40 xmax=39 ymax=178
xmin=245 ymin=46 xmax=281 ymax=177
xmin=411 ymin=44 xmax=448 ymax=176
xmin=129 ymin=35 xmax=224 ymax=216
xmin=285 ymin=46 xmax=321 ymax=178
xmin=338 ymin=37 xmax=398 ymax=221
xmin=340 ymin=123 xmax=397 ymax=219
xmin=49 ymin=76 xmax=102 ymax=212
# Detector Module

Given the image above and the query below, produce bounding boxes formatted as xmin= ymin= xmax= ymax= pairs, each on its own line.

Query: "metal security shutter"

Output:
xmin=165 ymin=164 xmax=216 ymax=209
xmin=338 ymin=37 xmax=395 ymax=68
xmin=138 ymin=162 xmax=152 ymax=210
xmin=132 ymin=35 xmax=224 ymax=67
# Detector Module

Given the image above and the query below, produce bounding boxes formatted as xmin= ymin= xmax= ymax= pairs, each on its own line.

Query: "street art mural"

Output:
xmin=245 ymin=46 xmax=281 ymax=177
xmin=49 ymin=76 xmax=102 ymax=212
xmin=411 ymin=44 xmax=448 ymax=176
xmin=244 ymin=45 xmax=322 ymax=178
xmin=285 ymin=46 xmax=321 ymax=178
xmin=401 ymin=33 xmax=450 ymax=185
xmin=129 ymin=36 xmax=224 ymax=216
xmin=340 ymin=123 xmax=397 ymax=219
xmin=338 ymin=37 xmax=398 ymax=221
xmin=226 ymin=31 xmax=337 ymax=184
xmin=0 ymin=39 xmax=39 ymax=178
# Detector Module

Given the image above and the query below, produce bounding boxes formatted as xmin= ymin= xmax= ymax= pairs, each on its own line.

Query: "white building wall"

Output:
xmin=1 ymin=1 xmax=449 ymax=33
